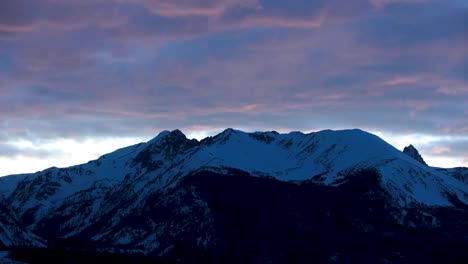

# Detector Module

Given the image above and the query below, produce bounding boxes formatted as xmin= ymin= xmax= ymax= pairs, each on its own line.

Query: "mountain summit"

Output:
xmin=403 ymin=144 xmax=428 ymax=166
xmin=0 ymin=128 xmax=466 ymax=263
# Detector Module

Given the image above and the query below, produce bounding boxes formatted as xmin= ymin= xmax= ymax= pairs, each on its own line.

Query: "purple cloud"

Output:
xmin=0 ymin=0 xmax=466 ymax=166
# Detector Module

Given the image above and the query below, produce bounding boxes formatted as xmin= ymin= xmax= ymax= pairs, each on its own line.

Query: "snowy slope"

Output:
xmin=0 ymin=201 xmax=44 ymax=248
xmin=154 ymin=128 xmax=467 ymax=206
xmin=435 ymin=167 xmax=468 ymax=184
xmin=0 ymin=128 xmax=466 ymax=252
xmin=1 ymin=129 xmax=466 ymax=215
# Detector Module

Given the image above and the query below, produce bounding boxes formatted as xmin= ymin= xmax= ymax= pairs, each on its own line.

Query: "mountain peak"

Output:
xmin=203 ymin=128 xmax=244 ymax=144
xmin=148 ymin=129 xmax=186 ymax=144
xmin=221 ymin=128 xmax=243 ymax=135
xmin=148 ymin=130 xmax=171 ymax=143
xmin=403 ymin=144 xmax=427 ymax=166
xmin=168 ymin=129 xmax=185 ymax=138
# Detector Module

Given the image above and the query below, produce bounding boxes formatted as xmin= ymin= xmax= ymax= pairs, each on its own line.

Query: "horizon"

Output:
xmin=1 ymin=0 xmax=467 ymax=175
xmin=0 ymin=127 xmax=466 ymax=176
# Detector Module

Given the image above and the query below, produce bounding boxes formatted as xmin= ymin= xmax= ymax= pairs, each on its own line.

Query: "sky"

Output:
xmin=0 ymin=0 xmax=467 ymax=175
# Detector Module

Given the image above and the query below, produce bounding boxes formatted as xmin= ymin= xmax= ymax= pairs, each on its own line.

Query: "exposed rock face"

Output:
xmin=403 ymin=144 xmax=428 ymax=166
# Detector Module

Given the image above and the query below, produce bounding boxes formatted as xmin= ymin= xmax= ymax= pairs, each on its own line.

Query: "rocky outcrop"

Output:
xmin=403 ymin=144 xmax=428 ymax=166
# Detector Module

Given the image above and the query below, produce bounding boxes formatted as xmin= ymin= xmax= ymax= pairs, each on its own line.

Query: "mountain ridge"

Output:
xmin=0 ymin=128 xmax=467 ymax=262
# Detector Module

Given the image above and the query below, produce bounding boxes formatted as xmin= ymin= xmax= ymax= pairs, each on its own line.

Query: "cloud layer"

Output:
xmin=0 ymin=0 xmax=467 ymax=169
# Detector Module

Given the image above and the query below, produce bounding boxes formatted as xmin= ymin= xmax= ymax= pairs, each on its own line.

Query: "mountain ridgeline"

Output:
xmin=0 ymin=128 xmax=467 ymax=263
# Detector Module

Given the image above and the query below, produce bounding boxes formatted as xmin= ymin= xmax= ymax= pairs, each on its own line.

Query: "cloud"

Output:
xmin=436 ymin=86 xmax=468 ymax=96
xmin=0 ymin=0 xmax=329 ymax=39
xmin=0 ymin=142 xmax=63 ymax=159
xmin=369 ymin=0 xmax=429 ymax=9
xmin=360 ymin=1 xmax=468 ymax=47
xmin=430 ymin=146 xmax=451 ymax=155
xmin=419 ymin=137 xmax=468 ymax=166
xmin=0 ymin=0 xmax=466 ymax=170
xmin=381 ymin=76 xmax=422 ymax=86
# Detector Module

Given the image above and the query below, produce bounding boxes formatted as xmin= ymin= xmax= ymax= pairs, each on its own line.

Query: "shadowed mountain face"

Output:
xmin=0 ymin=129 xmax=467 ymax=263
xmin=403 ymin=145 xmax=428 ymax=166
xmin=0 ymin=200 xmax=44 ymax=249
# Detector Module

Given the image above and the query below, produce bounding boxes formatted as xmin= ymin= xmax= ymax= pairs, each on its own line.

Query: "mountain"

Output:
xmin=436 ymin=166 xmax=468 ymax=184
xmin=403 ymin=144 xmax=428 ymax=166
xmin=0 ymin=128 xmax=467 ymax=263
xmin=0 ymin=200 xmax=44 ymax=248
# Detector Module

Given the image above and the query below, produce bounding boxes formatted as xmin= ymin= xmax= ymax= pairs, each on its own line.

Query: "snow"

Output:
xmin=179 ymin=128 xmax=467 ymax=206
xmin=0 ymin=174 xmax=29 ymax=197
xmin=0 ymin=128 xmax=466 ymax=244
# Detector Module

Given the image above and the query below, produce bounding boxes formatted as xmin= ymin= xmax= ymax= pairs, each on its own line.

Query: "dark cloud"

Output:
xmin=0 ymin=0 xmax=38 ymax=32
xmin=449 ymin=60 xmax=468 ymax=82
xmin=360 ymin=2 xmax=468 ymax=47
xmin=0 ymin=0 xmax=466 ymax=169
xmin=0 ymin=142 xmax=63 ymax=159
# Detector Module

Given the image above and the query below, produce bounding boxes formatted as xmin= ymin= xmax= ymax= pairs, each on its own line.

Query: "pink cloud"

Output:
xmin=369 ymin=0 xmax=429 ymax=8
xmin=83 ymin=0 xmax=260 ymax=18
xmin=144 ymin=0 xmax=259 ymax=17
xmin=0 ymin=24 xmax=36 ymax=33
xmin=436 ymin=86 xmax=468 ymax=96
xmin=381 ymin=76 xmax=422 ymax=86
xmin=240 ymin=9 xmax=327 ymax=29
xmin=1 ymin=0 xmax=466 ymax=142
xmin=430 ymin=146 xmax=451 ymax=154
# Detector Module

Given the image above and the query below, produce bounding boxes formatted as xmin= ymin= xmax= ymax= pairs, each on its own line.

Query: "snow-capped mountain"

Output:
xmin=0 ymin=128 xmax=467 ymax=262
